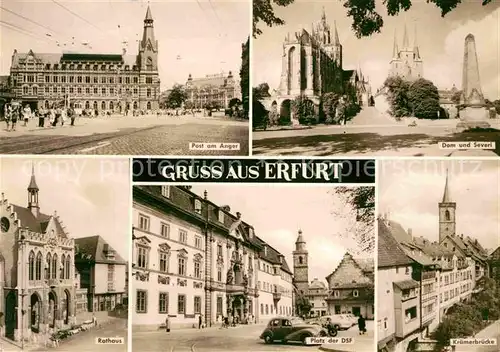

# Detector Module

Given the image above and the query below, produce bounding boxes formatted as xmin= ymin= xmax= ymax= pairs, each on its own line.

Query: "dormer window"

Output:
xmin=161 ymin=185 xmax=170 ymax=198
xmin=218 ymin=210 xmax=224 ymax=223
xmin=194 ymin=199 xmax=202 ymax=214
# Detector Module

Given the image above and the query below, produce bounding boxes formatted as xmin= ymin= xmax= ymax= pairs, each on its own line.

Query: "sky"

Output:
xmin=253 ymin=0 xmax=500 ymax=100
xmin=0 ymin=157 xmax=130 ymax=259
xmin=0 ymin=0 xmax=250 ymax=90
xmin=379 ymin=159 xmax=500 ymax=252
xmin=190 ymin=185 xmax=374 ymax=286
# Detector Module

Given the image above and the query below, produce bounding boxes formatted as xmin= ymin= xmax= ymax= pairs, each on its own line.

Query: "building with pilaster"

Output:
xmin=0 ymin=167 xmax=76 ymax=344
xmin=131 ymin=186 xmax=293 ymax=329
xmin=7 ymin=6 xmax=160 ymax=114
xmin=183 ymin=72 xmax=241 ymax=109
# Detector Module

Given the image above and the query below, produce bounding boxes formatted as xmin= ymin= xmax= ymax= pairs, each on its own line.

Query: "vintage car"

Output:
xmin=260 ymin=317 xmax=328 ymax=345
xmin=312 ymin=315 xmax=352 ymax=330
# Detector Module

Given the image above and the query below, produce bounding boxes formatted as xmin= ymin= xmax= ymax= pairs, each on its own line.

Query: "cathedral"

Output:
xmin=270 ymin=10 xmax=371 ymax=125
xmin=388 ymin=25 xmax=423 ymax=81
xmin=0 ymin=167 xmax=76 ymax=343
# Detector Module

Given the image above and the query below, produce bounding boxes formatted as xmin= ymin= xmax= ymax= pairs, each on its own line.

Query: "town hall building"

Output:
xmin=0 ymin=167 xmax=76 ymax=343
xmin=8 ymin=6 xmax=160 ymax=114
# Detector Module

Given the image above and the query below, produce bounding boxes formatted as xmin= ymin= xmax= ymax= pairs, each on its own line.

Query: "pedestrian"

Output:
xmin=49 ymin=107 xmax=55 ymax=127
xmin=22 ymin=104 xmax=30 ymax=126
xmin=38 ymin=107 xmax=45 ymax=127
xmin=92 ymin=313 xmax=97 ymax=327
xmin=358 ymin=314 xmax=366 ymax=335
xmin=198 ymin=314 xmax=202 ymax=329
xmin=60 ymin=107 xmax=66 ymax=126
xmin=4 ymin=104 xmax=11 ymax=131
xmin=68 ymin=107 xmax=76 ymax=126
xmin=53 ymin=106 xmax=61 ymax=127
xmin=11 ymin=104 xmax=19 ymax=131
xmin=165 ymin=316 xmax=171 ymax=333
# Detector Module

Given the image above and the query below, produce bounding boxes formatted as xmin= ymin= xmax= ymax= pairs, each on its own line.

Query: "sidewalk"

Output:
xmin=133 ymin=322 xmax=266 ymax=334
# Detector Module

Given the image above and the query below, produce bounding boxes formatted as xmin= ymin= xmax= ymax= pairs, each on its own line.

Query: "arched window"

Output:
xmin=109 ymin=101 xmax=114 ymax=111
xmin=299 ymin=256 xmax=303 ymax=264
xmin=147 ymin=101 xmax=151 ymax=110
xmin=133 ymin=101 xmax=138 ymax=110
xmin=29 ymin=251 xmax=35 ymax=280
xmin=46 ymin=253 xmax=52 ymax=280
xmin=65 ymin=255 xmax=71 ymax=279
xmin=61 ymin=254 xmax=66 ymax=279
xmin=287 ymin=47 xmax=296 ymax=93
xmin=445 ymin=210 xmax=450 ymax=221
xmin=35 ymin=252 xmax=42 ymax=280
xmin=85 ymin=101 xmax=90 ymax=109
xmin=52 ymin=254 xmax=58 ymax=279
xmin=101 ymin=101 xmax=106 ymax=110
xmin=93 ymin=101 xmax=98 ymax=110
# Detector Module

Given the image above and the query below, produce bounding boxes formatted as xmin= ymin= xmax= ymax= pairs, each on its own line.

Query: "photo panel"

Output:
xmin=252 ymin=0 xmax=499 ymax=157
xmin=130 ymin=158 xmax=376 ymax=352
xmin=0 ymin=0 xmax=250 ymax=156
xmin=0 ymin=156 xmax=130 ymax=351
xmin=377 ymin=159 xmax=500 ymax=352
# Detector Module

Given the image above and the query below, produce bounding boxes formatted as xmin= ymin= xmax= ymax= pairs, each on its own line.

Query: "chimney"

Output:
xmin=122 ymin=48 xmax=126 ymax=55
xmin=408 ymin=228 xmax=412 ymax=237
xmin=54 ymin=210 xmax=57 ymax=217
xmin=236 ymin=212 xmax=241 ymax=219
xmin=279 ymin=255 xmax=283 ymax=263
xmin=263 ymin=245 xmax=267 ymax=256
xmin=204 ymin=190 xmax=208 ymax=200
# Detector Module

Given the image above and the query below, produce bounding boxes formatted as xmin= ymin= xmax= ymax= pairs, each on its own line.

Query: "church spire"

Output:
xmin=392 ymin=30 xmax=399 ymax=58
xmin=27 ymin=163 xmax=40 ymax=217
xmin=442 ymin=169 xmax=452 ymax=203
xmin=402 ymin=24 xmax=409 ymax=49
xmin=333 ymin=20 xmax=340 ymax=45
xmin=321 ymin=6 xmax=327 ymax=22
xmin=413 ymin=24 xmax=420 ymax=59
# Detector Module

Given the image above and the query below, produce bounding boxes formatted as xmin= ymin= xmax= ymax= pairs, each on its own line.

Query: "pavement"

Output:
xmin=0 ymin=114 xmax=249 ymax=155
xmin=132 ymin=321 xmax=373 ymax=352
xmin=253 ymin=109 xmax=500 ymax=156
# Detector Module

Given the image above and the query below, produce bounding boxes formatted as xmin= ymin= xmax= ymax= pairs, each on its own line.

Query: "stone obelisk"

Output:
xmin=457 ymin=33 xmax=490 ymax=130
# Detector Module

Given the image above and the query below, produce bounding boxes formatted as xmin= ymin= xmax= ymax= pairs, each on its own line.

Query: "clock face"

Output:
xmin=1 ymin=217 xmax=10 ymax=233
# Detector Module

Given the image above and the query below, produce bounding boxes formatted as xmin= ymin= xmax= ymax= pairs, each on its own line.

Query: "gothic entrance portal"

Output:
xmin=48 ymin=291 xmax=57 ymax=328
xmin=5 ymin=291 xmax=17 ymax=340
xmin=30 ymin=292 xmax=41 ymax=333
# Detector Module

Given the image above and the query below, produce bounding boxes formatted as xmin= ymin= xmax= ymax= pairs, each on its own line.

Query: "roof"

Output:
xmin=325 ymin=252 xmax=374 ymax=284
xmin=403 ymin=248 xmax=436 ymax=266
xmin=145 ymin=5 xmax=153 ymax=21
xmin=255 ymin=236 xmax=292 ymax=274
xmin=378 ymin=219 xmax=414 ymax=268
xmin=441 ymin=172 xmax=453 ymax=203
xmin=61 ymin=53 xmax=123 ymax=62
xmin=309 ymin=278 xmax=327 ymax=290
xmin=393 ymin=279 xmax=419 ymax=290
xmin=354 ymin=258 xmax=374 ymax=273
xmin=11 ymin=204 xmax=67 ymax=237
xmin=385 ymin=220 xmax=412 ymax=244
xmin=186 ymin=73 xmax=235 ymax=89
xmin=74 ymin=235 xmax=126 ymax=265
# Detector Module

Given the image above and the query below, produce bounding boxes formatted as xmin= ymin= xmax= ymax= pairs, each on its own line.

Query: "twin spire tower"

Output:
xmin=389 ymin=24 xmax=423 ymax=81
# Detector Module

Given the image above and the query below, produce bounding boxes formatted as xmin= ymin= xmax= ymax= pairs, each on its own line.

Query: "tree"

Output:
xmin=384 ymin=76 xmax=411 ymax=118
xmin=322 ymin=92 xmax=340 ymax=124
xmin=253 ymin=0 xmax=493 ymax=38
xmin=166 ymin=84 xmax=187 ymax=109
xmin=240 ymin=37 xmax=250 ymax=118
xmin=295 ymin=295 xmax=312 ymax=318
xmin=292 ymin=95 xmax=316 ymax=124
xmin=229 ymin=98 xmax=242 ymax=109
xmin=408 ymin=78 xmax=441 ymax=119
xmin=451 ymin=90 xmax=463 ymax=104
xmin=330 ymin=187 xmax=375 ymax=255
xmin=253 ymin=83 xmax=272 ymax=100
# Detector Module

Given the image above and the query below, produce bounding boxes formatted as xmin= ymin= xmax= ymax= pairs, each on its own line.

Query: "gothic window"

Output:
xmin=65 ymin=255 xmax=71 ymax=279
xmin=46 ymin=253 xmax=51 ymax=279
xmin=287 ymin=47 xmax=295 ymax=93
xmin=146 ymin=57 xmax=153 ymax=71
xmin=61 ymin=254 xmax=66 ymax=279
xmin=52 ymin=254 xmax=58 ymax=279
xmin=445 ymin=210 xmax=450 ymax=221
xmin=35 ymin=252 xmax=42 ymax=280
xmin=29 ymin=251 xmax=35 ymax=280
xmin=147 ymin=42 xmax=153 ymax=51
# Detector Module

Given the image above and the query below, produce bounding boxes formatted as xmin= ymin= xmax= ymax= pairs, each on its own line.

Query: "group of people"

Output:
xmin=3 ymin=102 xmax=77 ymax=131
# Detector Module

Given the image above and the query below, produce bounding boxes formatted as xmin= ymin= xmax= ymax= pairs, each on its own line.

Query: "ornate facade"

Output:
xmin=268 ymin=9 xmax=371 ymax=125
xmin=184 ymin=72 xmax=241 ymax=109
xmin=8 ymin=6 xmax=160 ymax=113
xmin=131 ymin=186 xmax=292 ymax=328
xmin=0 ymin=168 xmax=76 ymax=343
xmin=389 ymin=25 xmax=423 ymax=81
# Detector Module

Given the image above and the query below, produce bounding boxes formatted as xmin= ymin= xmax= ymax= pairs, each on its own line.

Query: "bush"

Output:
xmin=252 ymin=100 xmax=268 ymax=130
xmin=278 ymin=115 xmax=291 ymax=126
xmin=299 ymin=115 xmax=317 ymax=126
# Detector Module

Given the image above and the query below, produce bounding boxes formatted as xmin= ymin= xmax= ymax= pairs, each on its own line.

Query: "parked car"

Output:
xmin=313 ymin=315 xmax=352 ymax=330
xmin=341 ymin=314 xmax=358 ymax=326
xmin=260 ymin=317 xmax=328 ymax=345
